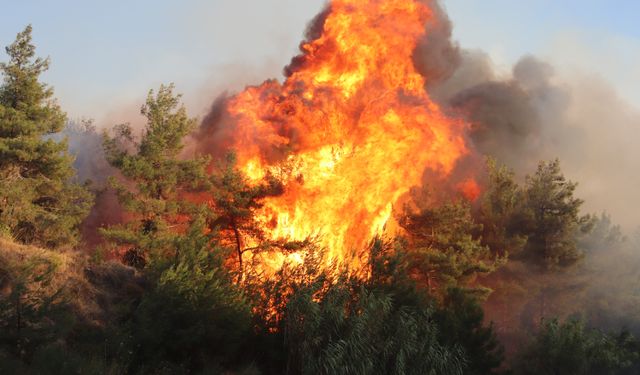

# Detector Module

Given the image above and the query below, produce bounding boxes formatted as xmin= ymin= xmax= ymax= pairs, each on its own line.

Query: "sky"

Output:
xmin=1 ymin=0 xmax=639 ymax=123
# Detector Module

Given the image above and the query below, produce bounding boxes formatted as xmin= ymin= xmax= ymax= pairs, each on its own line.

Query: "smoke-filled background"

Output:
xmin=412 ymin=0 xmax=640 ymax=233
xmin=2 ymin=1 xmax=640 ymax=366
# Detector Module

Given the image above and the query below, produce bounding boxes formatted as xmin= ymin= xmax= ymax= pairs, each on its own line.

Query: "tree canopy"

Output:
xmin=0 ymin=25 xmax=92 ymax=248
xmin=101 ymin=84 xmax=210 ymax=268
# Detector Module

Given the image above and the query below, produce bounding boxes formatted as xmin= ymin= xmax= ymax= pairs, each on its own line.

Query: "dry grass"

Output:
xmin=0 ymin=236 xmax=97 ymax=322
xmin=0 ymin=235 xmax=146 ymax=327
xmin=0 ymin=235 xmax=73 ymax=295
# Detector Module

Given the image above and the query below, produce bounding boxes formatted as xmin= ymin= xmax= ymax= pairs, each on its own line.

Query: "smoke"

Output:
xmin=284 ymin=4 xmax=331 ymax=78
xmin=191 ymin=93 xmax=232 ymax=160
xmin=447 ymin=55 xmax=572 ymax=175
xmin=442 ymin=54 xmax=640 ymax=231
xmin=409 ymin=1 xmax=640 ymax=232
xmin=62 ymin=120 xmax=124 ymax=248
xmin=64 ymin=119 xmax=114 ymax=186
xmin=413 ymin=0 xmax=461 ymax=87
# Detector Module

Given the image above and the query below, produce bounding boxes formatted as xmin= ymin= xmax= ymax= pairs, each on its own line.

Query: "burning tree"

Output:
xmin=196 ymin=0 xmax=475 ymax=272
xmin=208 ymin=152 xmax=283 ymax=275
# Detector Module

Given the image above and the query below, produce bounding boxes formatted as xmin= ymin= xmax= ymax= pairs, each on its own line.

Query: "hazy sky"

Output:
xmin=1 ymin=0 xmax=639 ymax=121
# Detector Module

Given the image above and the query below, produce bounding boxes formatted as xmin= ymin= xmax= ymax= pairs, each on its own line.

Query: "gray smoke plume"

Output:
xmin=410 ymin=1 xmax=640 ymax=232
xmin=63 ymin=119 xmax=124 ymax=247
xmin=438 ymin=53 xmax=640 ymax=230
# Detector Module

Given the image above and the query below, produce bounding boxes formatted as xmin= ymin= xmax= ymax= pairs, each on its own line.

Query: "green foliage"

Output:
xmin=278 ymin=244 xmax=466 ymax=375
xmin=513 ymin=319 xmax=639 ymax=375
xmin=401 ymin=200 xmax=497 ymax=296
xmin=371 ymin=241 xmax=503 ymax=375
xmin=479 ymin=158 xmax=528 ymax=257
xmin=101 ymin=84 xmax=210 ymax=266
xmin=0 ymin=25 xmax=92 ymax=248
xmin=478 ymin=158 xmax=591 ymax=270
xmin=434 ymin=287 xmax=504 ymax=375
xmin=0 ymin=249 xmax=132 ymax=374
xmin=0 ymin=248 xmax=70 ymax=361
xmin=124 ymin=219 xmax=252 ymax=373
xmin=285 ymin=283 xmax=464 ymax=375
xmin=245 ymin=240 xmax=506 ymax=375
xmin=99 ymin=86 xmax=257 ymax=372
xmin=522 ymin=159 xmax=590 ymax=269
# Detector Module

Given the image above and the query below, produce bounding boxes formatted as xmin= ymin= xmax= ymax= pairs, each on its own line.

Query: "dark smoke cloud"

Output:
xmin=192 ymin=93 xmax=233 ymax=160
xmin=448 ymin=55 xmax=574 ymax=175
xmin=411 ymin=1 xmax=640 ymax=232
xmin=284 ymin=4 xmax=331 ymax=78
xmin=413 ymin=0 xmax=461 ymax=87
xmin=436 ymin=52 xmax=640 ymax=230
xmin=412 ymin=2 xmax=567 ymax=174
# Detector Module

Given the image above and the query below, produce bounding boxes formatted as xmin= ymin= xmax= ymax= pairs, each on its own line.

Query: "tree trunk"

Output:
xmin=231 ymin=221 xmax=243 ymax=279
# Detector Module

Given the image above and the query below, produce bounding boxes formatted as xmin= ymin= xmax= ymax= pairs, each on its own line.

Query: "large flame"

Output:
xmin=220 ymin=0 xmax=470 ymax=265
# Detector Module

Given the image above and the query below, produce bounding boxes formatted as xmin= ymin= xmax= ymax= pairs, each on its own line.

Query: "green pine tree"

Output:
xmin=478 ymin=158 xmax=528 ymax=257
xmin=434 ymin=287 xmax=504 ymax=375
xmin=523 ymin=159 xmax=589 ymax=269
xmin=400 ymin=200 xmax=498 ymax=297
xmin=513 ymin=318 xmax=639 ymax=375
xmin=124 ymin=218 xmax=251 ymax=373
xmin=101 ymin=83 xmax=210 ymax=268
xmin=0 ymin=25 xmax=92 ymax=248
xmin=274 ymin=242 xmax=467 ymax=375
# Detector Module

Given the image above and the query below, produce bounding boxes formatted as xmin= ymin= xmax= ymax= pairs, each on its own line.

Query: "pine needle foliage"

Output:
xmin=0 ymin=25 xmax=92 ymax=248
xmin=101 ymin=84 xmax=209 ymax=267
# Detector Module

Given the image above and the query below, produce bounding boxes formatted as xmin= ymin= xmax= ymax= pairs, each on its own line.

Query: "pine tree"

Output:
xmin=513 ymin=319 xmax=639 ymax=375
xmin=434 ymin=287 xmax=504 ymax=375
xmin=0 ymin=25 xmax=92 ymax=247
xmin=277 ymin=244 xmax=467 ymax=375
xmin=400 ymin=200 xmax=497 ymax=297
xmin=101 ymin=84 xmax=209 ymax=267
xmin=125 ymin=218 xmax=251 ymax=373
xmin=478 ymin=158 xmax=528 ymax=257
xmin=209 ymin=152 xmax=282 ymax=275
xmin=523 ymin=159 xmax=589 ymax=269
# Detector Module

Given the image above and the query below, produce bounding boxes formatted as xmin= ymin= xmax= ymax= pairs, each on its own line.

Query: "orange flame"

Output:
xmin=220 ymin=0 xmax=470 ymax=266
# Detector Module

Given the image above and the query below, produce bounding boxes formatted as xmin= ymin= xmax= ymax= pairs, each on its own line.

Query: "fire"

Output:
xmin=217 ymin=0 xmax=471 ymax=266
xmin=457 ymin=178 xmax=481 ymax=202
